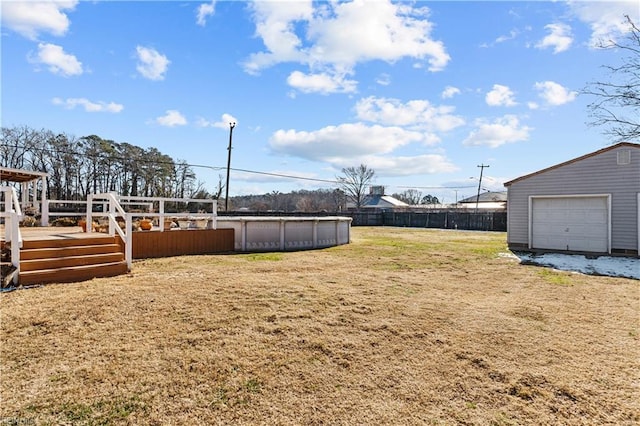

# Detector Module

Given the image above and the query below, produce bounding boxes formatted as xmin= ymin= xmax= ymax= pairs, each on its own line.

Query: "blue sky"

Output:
xmin=2 ymin=0 xmax=638 ymax=203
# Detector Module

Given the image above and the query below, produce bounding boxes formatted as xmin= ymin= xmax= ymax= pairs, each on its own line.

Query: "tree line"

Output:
xmin=1 ymin=132 xmax=440 ymax=213
xmin=1 ymin=126 xmax=206 ymax=201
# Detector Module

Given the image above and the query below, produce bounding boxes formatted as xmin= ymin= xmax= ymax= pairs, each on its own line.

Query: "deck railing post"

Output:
xmin=86 ymin=194 xmax=93 ymax=233
xmin=2 ymin=187 xmax=23 ymax=284
xmin=159 ymin=199 xmax=165 ymax=232
xmin=108 ymin=195 xmax=115 ymax=236
xmin=125 ymin=213 xmax=132 ymax=270
xmin=42 ymin=198 xmax=49 ymax=226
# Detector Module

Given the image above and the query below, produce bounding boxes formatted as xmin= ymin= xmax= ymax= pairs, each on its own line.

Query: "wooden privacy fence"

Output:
xmin=348 ymin=211 xmax=507 ymax=232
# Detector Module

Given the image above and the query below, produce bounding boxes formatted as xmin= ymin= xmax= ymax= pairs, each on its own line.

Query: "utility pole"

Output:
xmin=224 ymin=122 xmax=236 ymax=212
xmin=475 ymin=164 xmax=489 ymax=212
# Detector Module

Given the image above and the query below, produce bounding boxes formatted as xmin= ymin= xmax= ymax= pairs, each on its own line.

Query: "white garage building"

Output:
xmin=504 ymin=142 xmax=639 ymax=257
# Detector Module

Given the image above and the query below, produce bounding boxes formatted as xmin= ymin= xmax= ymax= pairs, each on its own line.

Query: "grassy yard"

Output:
xmin=1 ymin=227 xmax=638 ymax=425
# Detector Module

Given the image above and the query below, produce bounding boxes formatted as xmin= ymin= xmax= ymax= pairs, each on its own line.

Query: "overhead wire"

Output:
xmin=0 ymin=142 xmax=479 ymax=190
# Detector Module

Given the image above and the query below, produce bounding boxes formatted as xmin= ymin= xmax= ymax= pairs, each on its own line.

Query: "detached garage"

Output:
xmin=504 ymin=142 xmax=639 ymax=257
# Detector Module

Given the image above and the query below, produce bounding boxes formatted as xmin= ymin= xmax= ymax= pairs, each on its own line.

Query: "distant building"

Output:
xmin=347 ymin=186 xmax=409 ymax=210
xmin=458 ymin=191 xmax=507 ymax=211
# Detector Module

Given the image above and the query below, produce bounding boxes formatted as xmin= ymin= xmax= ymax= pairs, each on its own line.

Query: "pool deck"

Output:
xmin=1 ymin=226 xmax=110 ymax=242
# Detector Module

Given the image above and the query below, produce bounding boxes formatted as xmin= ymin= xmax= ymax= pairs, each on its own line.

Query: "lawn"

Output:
xmin=1 ymin=227 xmax=638 ymax=425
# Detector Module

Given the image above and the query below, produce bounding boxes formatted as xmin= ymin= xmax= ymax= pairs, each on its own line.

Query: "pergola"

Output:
xmin=0 ymin=167 xmax=49 ymax=224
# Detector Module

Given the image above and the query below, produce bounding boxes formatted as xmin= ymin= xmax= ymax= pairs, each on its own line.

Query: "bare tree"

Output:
xmin=337 ymin=164 xmax=375 ymax=210
xmin=583 ymin=15 xmax=640 ymax=142
xmin=211 ymin=174 xmax=225 ymax=200
xmin=393 ymin=189 xmax=422 ymax=205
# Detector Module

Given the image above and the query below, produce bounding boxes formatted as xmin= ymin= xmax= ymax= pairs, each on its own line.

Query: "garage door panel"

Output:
xmin=567 ymin=210 xmax=586 ymax=221
xmin=531 ymin=196 xmax=608 ymax=253
xmin=585 ymin=210 xmax=607 ymax=224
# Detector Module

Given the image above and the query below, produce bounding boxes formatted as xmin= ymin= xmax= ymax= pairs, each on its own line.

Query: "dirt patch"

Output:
xmin=1 ymin=227 xmax=638 ymax=424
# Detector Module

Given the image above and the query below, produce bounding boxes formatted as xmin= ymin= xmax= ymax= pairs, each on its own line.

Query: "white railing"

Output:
xmin=85 ymin=193 xmax=218 ymax=269
xmin=1 ymin=186 xmax=23 ymax=285
xmin=115 ymin=195 xmax=217 ymax=232
xmin=43 ymin=199 xmax=153 ymax=226
xmin=87 ymin=193 xmax=131 ymax=269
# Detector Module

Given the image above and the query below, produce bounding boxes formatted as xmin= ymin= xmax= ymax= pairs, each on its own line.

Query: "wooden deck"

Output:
xmin=1 ymin=226 xmax=235 ymax=287
xmin=1 ymin=225 xmax=109 ymax=241
xmin=2 ymin=226 xmax=235 ymax=258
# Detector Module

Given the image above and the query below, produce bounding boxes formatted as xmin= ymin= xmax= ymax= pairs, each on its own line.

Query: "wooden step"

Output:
xmin=20 ymin=243 xmax=122 ymax=260
xmin=16 ymin=233 xmax=127 ymax=286
xmin=20 ymin=252 xmax=125 ymax=272
xmin=19 ymin=261 xmax=128 ymax=286
xmin=21 ymin=235 xmax=118 ymax=250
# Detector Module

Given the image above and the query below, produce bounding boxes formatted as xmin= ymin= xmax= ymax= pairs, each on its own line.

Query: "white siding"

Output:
xmin=506 ymin=144 xmax=640 ymax=253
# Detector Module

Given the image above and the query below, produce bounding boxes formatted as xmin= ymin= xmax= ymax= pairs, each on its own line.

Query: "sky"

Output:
xmin=2 ymin=0 xmax=638 ymax=204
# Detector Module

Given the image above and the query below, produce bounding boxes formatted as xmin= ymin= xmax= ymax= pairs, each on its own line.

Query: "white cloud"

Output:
xmin=536 ymin=23 xmax=573 ymax=53
xmin=269 ymin=123 xmax=426 ymax=162
xmin=242 ymin=1 xmax=312 ymax=74
xmin=52 ymin=97 xmax=123 ymax=113
xmin=355 ymin=96 xmax=465 ymax=134
xmin=244 ymin=0 xmax=450 ymax=94
xmin=287 ymin=70 xmax=357 ymax=94
xmin=485 ymin=84 xmax=517 ymax=107
xmin=1 ymin=0 xmax=77 ymax=40
xmin=334 ymin=154 xmax=458 ymax=177
xmin=480 ymin=28 xmax=526 ymax=48
xmin=495 ymin=29 xmax=518 ymax=44
xmin=534 ymin=81 xmax=577 ymax=106
xmin=136 ymin=46 xmax=170 ymax=81
xmin=463 ymin=115 xmax=532 ymax=148
xmin=376 ymin=73 xmax=391 ymax=86
xmin=441 ymin=86 xmax=461 ymax=99
xmin=196 ymin=113 xmax=238 ymax=129
xmin=31 ymin=43 xmax=82 ymax=77
xmin=155 ymin=110 xmax=187 ymax=127
xmin=568 ymin=1 xmax=639 ymax=47
xmin=196 ymin=1 xmax=216 ymax=26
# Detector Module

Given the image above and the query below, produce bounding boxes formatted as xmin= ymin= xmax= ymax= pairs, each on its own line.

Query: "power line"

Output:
xmin=0 ymin=142 xmax=338 ymax=184
xmin=396 ymin=185 xmax=476 ymax=189
xmin=0 ymin=142 xmax=491 ymax=190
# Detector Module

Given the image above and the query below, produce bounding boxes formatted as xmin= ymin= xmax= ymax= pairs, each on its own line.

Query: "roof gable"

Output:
xmin=504 ymin=142 xmax=639 ymax=187
xmin=459 ymin=191 xmax=507 ymax=204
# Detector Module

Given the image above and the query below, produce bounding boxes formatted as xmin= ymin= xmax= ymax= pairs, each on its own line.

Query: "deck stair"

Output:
xmin=18 ymin=234 xmax=128 ymax=286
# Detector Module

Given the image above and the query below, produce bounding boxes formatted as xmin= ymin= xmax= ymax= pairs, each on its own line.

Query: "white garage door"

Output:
xmin=531 ymin=196 xmax=609 ymax=253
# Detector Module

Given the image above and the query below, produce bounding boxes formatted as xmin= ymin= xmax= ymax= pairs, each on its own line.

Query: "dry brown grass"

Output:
xmin=1 ymin=227 xmax=638 ymax=425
